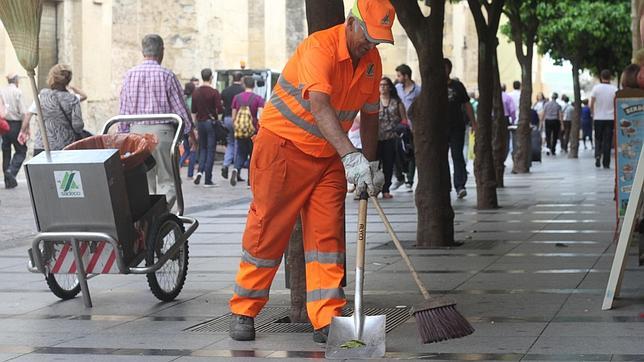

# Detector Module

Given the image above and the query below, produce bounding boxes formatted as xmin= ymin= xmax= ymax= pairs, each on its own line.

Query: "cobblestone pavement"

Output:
xmin=0 ymin=149 xmax=643 ymax=361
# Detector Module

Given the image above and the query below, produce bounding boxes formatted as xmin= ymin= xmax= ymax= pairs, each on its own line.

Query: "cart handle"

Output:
xmin=101 ymin=114 xmax=186 ymax=216
xmin=28 ymin=216 xmax=199 ymax=275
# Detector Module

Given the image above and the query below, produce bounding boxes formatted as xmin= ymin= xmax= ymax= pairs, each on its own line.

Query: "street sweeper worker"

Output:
xmin=229 ymin=0 xmax=395 ymax=344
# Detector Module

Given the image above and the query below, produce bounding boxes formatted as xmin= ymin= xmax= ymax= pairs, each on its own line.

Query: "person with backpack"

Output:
xmin=230 ymin=76 xmax=264 ymax=186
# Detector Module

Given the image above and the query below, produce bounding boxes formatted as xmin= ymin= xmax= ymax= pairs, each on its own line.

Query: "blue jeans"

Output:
xmin=223 ymin=116 xmax=236 ymax=167
xmin=179 ymin=134 xmax=197 ymax=177
xmin=234 ymin=138 xmax=253 ymax=172
xmin=197 ymin=120 xmax=216 ymax=183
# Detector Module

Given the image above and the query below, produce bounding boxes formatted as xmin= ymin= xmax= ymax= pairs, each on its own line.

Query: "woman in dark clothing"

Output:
xmin=377 ymin=77 xmax=407 ymax=199
xmin=581 ymin=99 xmax=593 ymax=150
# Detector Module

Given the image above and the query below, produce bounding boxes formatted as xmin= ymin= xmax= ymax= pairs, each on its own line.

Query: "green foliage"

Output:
xmin=500 ymin=0 xmax=540 ymax=47
xmin=536 ymin=0 xmax=631 ymax=76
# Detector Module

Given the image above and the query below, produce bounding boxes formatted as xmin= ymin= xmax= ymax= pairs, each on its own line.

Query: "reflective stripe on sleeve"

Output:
xmin=337 ymin=110 xmax=359 ymax=122
xmin=234 ymin=284 xmax=270 ymax=298
xmin=241 ymin=249 xmax=282 ymax=268
xmin=362 ymin=102 xmax=379 ymax=114
xmin=306 ymin=287 xmax=345 ymax=302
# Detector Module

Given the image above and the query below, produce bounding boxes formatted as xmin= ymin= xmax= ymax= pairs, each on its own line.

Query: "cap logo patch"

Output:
xmin=381 ymin=13 xmax=391 ymax=26
xmin=366 ymin=63 xmax=375 ymax=77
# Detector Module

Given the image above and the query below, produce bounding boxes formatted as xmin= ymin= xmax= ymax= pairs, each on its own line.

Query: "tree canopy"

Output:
xmin=537 ymin=0 xmax=631 ymax=77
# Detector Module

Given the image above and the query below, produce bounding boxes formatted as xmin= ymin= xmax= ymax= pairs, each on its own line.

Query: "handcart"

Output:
xmin=26 ymin=114 xmax=199 ymax=308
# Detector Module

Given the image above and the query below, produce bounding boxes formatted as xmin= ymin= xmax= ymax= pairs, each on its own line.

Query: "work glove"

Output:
xmin=341 ymin=152 xmax=383 ymax=196
xmin=369 ymin=161 xmax=385 ymax=196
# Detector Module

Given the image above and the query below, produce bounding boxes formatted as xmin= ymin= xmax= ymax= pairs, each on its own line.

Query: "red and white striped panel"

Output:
xmin=48 ymin=241 xmax=119 ymax=274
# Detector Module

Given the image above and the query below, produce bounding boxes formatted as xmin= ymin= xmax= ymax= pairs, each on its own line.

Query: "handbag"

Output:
xmin=212 ymin=118 xmax=228 ymax=144
xmin=0 ymin=115 xmax=9 ymax=136
xmin=56 ymin=92 xmax=91 ymax=141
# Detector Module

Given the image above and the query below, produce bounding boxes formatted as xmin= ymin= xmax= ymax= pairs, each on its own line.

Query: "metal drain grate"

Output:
xmin=185 ymin=306 xmax=411 ymax=334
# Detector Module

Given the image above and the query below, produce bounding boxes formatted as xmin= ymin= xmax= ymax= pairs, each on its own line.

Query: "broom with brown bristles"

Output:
xmin=370 ymin=196 xmax=474 ymax=343
xmin=0 ymin=0 xmax=51 ymax=156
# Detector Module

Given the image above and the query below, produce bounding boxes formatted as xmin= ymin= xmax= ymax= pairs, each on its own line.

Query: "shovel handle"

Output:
xmin=370 ymin=196 xmax=432 ymax=300
xmin=356 ymin=191 xmax=369 ymax=269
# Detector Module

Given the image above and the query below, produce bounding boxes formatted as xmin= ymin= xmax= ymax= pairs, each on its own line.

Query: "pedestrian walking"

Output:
xmin=509 ymin=80 xmax=521 ymax=122
xmin=191 ymin=68 xmax=223 ymax=188
xmin=26 ymin=64 xmax=86 ymax=157
xmin=581 ymin=99 xmax=593 ymax=150
xmin=445 ymin=58 xmax=476 ymax=199
xmin=378 ymin=76 xmax=406 ymax=199
xmin=501 ymin=83 xmax=516 ymax=160
xmin=560 ymin=94 xmax=573 ymax=153
xmin=230 ymin=76 xmax=264 ymax=187
xmin=180 ymin=82 xmax=198 ymax=178
xmin=590 ymin=69 xmax=617 ymax=168
xmin=228 ymin=0 xmax=392 ymax=343
xmin=0 ymin=73 xmax=29 ymax=189
xmin=394 ymin=63 xmax=420 ymax=191
xmin=543 ymin=92 xmax=562 ymax=156
xmin=221 ymin=72 xmax=244 ymax=180
xmin=119 ymin=34 xmax=195 ymax=207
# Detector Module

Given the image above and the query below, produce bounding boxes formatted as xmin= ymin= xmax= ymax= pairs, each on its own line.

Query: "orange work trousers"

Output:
xmin=229 ymin=128 xmax=347 ymax=330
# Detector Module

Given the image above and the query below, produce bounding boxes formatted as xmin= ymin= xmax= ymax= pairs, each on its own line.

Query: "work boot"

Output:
xmin=313 ymin=325 xmax=330 ymax=343
xmin=229 ymin=314 xmax=255 ymax=341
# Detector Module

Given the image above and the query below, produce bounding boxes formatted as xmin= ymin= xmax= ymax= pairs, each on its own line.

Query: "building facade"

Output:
xmin=0 ymin=0 xmax=542 ymax=132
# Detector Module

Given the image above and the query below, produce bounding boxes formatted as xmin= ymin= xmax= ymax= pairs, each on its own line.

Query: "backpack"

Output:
xmin=233 ymin=93 xmax=257 ymax=139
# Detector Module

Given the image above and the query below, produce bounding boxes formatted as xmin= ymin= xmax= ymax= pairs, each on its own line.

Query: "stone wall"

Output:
xmin=0 ymin=0 xmax=541 ymax=135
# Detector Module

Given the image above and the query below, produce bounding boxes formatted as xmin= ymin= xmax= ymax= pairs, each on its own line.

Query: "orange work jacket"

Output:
xmin=260 ymin=24 xmax=382 ymax=158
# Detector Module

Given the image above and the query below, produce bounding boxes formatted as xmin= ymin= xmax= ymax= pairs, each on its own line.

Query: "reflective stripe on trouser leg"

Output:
xmin=302 ymin=157 xmax=347 ymax=330
xmin=230 ymin=129 xmax=327 ymax=318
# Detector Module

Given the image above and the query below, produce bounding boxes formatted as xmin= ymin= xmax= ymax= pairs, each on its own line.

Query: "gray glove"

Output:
xmin=369 ymin=161 xmax=385 ymax=196
xmin=341 ymin=152 xmax=383 ymax=196
xmin=342 ymin=151 xmax=372 ymax=195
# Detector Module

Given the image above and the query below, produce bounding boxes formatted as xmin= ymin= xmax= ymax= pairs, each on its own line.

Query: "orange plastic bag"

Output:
xmin=64 ymin=133 xmax=158 ymax=171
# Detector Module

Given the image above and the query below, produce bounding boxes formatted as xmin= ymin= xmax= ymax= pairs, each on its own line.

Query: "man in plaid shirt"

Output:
xmin=119 ymin=34 xmax=196 ymax=207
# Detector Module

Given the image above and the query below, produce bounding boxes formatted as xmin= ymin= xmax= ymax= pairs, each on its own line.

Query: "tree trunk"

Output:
xmin=492 ymin=50 xmax=507 ymax=188
xmin=392 ymin=0 xmax=454 ymax=247
xmin=569 ymin=62 xmax=582 ymax=159
xmin=285 ymin=0 xmax=345 ymax=322
xmin=512 ymin=49 xmax=534 ymax=174
xmin=468 ymin=0 xmax=504 ymax=209
xmin=305 ymin=0 xmax=346 ymax=34
xmin=287 ymin=217 xmax=308 ymax=323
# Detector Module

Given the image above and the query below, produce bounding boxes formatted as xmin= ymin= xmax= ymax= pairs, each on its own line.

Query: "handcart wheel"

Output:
xmin=46 ymin=273 xmax=81 ymax=300
xmin=145 ymin=213 xmax=189 ymax=302
xmin=40 ymin=242 xmax=81 ymax=300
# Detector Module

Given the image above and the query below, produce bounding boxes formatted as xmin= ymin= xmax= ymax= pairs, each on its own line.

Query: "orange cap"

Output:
xmin=351 ymin=0 xmax=395 ymax=44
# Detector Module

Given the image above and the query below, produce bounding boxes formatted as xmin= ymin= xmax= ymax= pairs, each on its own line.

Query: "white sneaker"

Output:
xmin=230 ymin=169 xmax=238 ymax=186
xmin=193 ymin=172 xmax=202 ymax=185
xmin=390 ymin=180 xmax=404 ymax=191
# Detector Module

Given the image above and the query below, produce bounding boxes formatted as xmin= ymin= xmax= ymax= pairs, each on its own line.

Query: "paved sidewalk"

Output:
xmin=0 ymin=149 xmax=643 ymax=361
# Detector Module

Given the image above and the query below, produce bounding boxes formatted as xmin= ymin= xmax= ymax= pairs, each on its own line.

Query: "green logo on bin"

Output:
xmin=54 ymin=170 xmax=85 ymax=198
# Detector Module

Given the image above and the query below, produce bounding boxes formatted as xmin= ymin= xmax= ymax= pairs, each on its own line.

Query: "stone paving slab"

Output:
xmin=0 ymin=151 xmax=642 ymax=360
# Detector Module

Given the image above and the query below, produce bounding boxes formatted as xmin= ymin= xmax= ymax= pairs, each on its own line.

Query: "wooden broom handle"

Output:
xmin=370 ymin=196 xmax=432 ymax=300
xmin=356 ymin=192 xmax=368 ymax=269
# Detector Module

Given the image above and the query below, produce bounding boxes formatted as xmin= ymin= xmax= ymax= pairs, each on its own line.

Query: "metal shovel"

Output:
xmin=326 ymin=191 xmax=386 ymax=359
